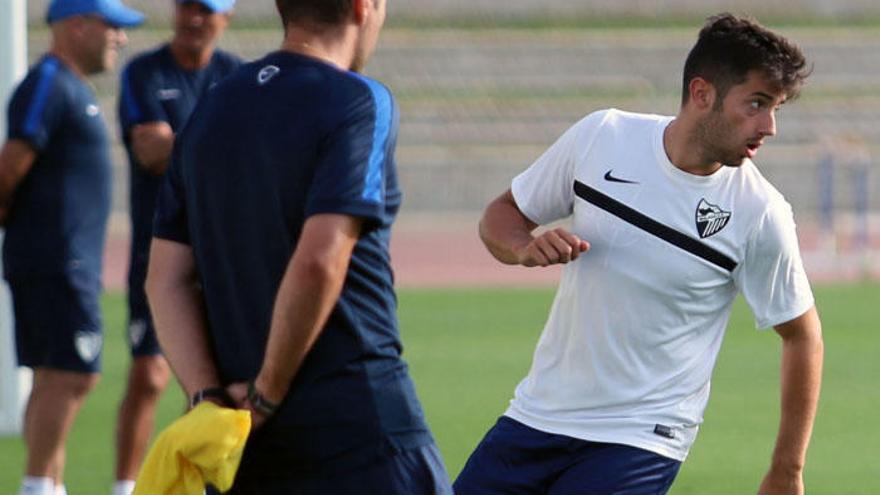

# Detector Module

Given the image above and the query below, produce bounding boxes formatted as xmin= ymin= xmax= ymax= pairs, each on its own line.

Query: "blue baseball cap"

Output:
xmin=177 ymin=0 xmax=236 ymax=13
xmin=47 ymin=0 xmax=146 ymax=27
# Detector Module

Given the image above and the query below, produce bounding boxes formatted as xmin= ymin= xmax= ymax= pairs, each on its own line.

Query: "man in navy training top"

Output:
xmin=146 ymin=0 xmax=453 ymax=493
xmin=0 ymin=1 xmax=144 ymax=494
xmin=115 ymin=2 xmax=241 ymax=494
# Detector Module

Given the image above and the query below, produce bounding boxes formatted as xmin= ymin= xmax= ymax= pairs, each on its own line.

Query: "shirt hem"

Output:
xmin=503 ymin=408 xmax=689 ymax=462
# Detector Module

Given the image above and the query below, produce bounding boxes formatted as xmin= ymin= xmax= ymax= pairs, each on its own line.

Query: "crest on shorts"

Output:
xmin=129 ymin=319 xmax=147 ymax=348
xmin=74 ymin=330 xmax=102 ymax=363
xmin=695 ymin=198 xmax=731 ymax=239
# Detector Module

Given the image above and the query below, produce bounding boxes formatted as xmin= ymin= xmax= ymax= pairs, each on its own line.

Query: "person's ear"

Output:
xmin=352 ymin=0 xmax=369 ymax=26
xmin=689 ymin=77 xmax=717 ymax=111
xmin=218 ymin=12 xmax=232 ymax=29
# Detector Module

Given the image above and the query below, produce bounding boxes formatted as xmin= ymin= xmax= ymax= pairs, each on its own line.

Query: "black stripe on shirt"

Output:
xmin=573 ymin=180 xmax=738 ymax=272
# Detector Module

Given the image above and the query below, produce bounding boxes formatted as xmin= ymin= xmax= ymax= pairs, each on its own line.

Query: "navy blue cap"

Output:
xmin=177 ymin=0 xmax=236 ymax=13
xmin=47 ymin=0 xmax=146 ymax=27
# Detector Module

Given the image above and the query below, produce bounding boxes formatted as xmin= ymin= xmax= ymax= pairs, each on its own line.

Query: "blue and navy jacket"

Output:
xmin=154 ymin=51 xmax=432 ymax=474
xmin=4 ymin=55 xmax=111 ymax=284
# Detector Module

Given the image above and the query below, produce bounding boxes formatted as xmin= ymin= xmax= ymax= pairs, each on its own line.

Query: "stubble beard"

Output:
xmin=696 ymin=109 xmax=746 ymax=168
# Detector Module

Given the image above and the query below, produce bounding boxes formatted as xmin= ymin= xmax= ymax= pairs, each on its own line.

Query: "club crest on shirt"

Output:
xmin=85 ymin=104 xmax=100 ymax=117
xmin=257 ymin=65 xmax=281 ymax=85
xmin=74 ymin=330 xmax=102 ymax=364
xmin=695 ymin=198 xmax=731 ymax=239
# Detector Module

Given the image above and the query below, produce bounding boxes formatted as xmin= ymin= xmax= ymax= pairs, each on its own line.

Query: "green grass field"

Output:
xmin=1 ymin=284 xmax=878 ymax=493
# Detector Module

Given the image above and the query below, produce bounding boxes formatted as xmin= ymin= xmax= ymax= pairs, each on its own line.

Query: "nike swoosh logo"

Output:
xmin=604 ymin=170 xmax=639 ymax=184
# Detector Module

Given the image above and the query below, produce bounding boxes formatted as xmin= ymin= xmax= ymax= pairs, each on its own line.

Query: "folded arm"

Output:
xmin=130 ymin=121 xmax=174 ymax=175
xmin=0 ymin=139 xmax=37 ymax=225
xmin=479 ymin=189 xmax=588 ymax=266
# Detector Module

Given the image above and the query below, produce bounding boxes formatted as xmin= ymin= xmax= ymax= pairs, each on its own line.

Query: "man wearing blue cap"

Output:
xmin=113 ymin=3 xmax=240 ymax=495
xmin=0 ymin=2 xmax=143 ymax=494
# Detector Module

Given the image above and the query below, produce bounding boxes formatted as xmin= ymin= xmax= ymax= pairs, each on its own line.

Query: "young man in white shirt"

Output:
xmin=455 ymin=13 xmax=823 ymax=495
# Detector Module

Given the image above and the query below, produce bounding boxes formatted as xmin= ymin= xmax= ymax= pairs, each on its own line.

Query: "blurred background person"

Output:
xmin=0 ymin=1 xmax=144 ymax=494
xmin=114 ymin=1 xmax=240 ymax=495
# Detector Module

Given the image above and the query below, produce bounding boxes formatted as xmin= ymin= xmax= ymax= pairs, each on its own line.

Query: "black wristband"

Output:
xmin=190 ymin=387 xmax=233 ymax=409
xmin=247 ymin=381 xmax=280 ymax=416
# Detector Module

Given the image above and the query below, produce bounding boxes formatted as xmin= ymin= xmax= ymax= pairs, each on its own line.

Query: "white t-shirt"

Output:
xmin=506 ymin=108 xmax=814 ymax=461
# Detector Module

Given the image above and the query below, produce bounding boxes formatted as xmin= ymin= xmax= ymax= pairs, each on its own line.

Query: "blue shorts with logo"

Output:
xmin=454 ymin=416 xmax=681 ymax=495
xmin=10 ymin=274 xmax=103 ymax=373
xmin=209 ymin=443 xmax=453 ymax=495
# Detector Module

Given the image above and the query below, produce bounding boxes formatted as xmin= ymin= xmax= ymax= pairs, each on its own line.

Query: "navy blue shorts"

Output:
xmin=454 ymin=416 xmax=681 ymax=495
xmin=211 ymin=443 xmax=453 ymax=495
xmin=10 ymin=274 xmax=103 ymax=373
xmin=127 ymin=278 xmax=161 ymax=356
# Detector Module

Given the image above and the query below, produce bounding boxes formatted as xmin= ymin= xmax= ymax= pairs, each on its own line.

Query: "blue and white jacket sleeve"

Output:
xmin=305 ymin=77 xmax=398 ymax=230
xmin=7 ymin=58 xmax=66 ymax=151
xmin=119 ymin=59 xmax=168 ymax=135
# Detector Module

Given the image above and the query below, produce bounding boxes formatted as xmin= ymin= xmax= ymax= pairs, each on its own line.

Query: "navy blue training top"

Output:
xmin=3 ymin=55 xmax=111 ymax=282
xmin=118 ymin=45 xmax=241 ymax=285
xmin=153 ymin=51 xmax=432 ymax=474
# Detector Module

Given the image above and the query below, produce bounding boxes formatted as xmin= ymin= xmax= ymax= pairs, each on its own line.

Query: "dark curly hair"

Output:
xmin=681 ymin=13 xmax=811 ymax=107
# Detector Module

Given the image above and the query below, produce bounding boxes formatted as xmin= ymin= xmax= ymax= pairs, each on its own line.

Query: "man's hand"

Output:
xmin=515 ymin=227 xmax=589 ymax=267
xmin=131 ymin=121 xmax=174 ymax=174
xmin=757 ymin=468 xmax=803 ymax=495
xmin=226 ymin=381 xmax=281 ymax=430
xmin=479 ymin=189 xmax=590 ymax=266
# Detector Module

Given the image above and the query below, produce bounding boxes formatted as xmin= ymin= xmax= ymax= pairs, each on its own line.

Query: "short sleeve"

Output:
xmin=304 ymin=78 xmax=395 ymax=227
xmin=118 ymin=61 xmax=168 ymax=133
xmin=734 ymin=200 xmax=814 ymax=329
xmin=7 ymin=59 xmax=66 ymax=151
xmin=511 ymin=110 xmax=609 ymax=225
xmin=152 ymin=144 xmax=190 ymax=244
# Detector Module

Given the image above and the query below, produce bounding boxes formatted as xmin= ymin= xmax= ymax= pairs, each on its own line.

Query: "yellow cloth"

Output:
xmin=133 ymin=401 xmax=251 ymax=495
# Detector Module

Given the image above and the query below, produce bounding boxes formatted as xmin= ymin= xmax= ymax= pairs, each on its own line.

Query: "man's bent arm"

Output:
xmin=758 ymin=305 xmax=824 ymax=495
xmin=130 ymin=121 xmax=174 ymax=175
xmin=0 ymin=139 xmax=37 ymax=225
xmin=251 ymin=213 xmax=361 ymax=412
xmin=145 ymin=238 xmax=221 ymax=396
xmin=479 ymin=189 xmax=588 ymax=267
